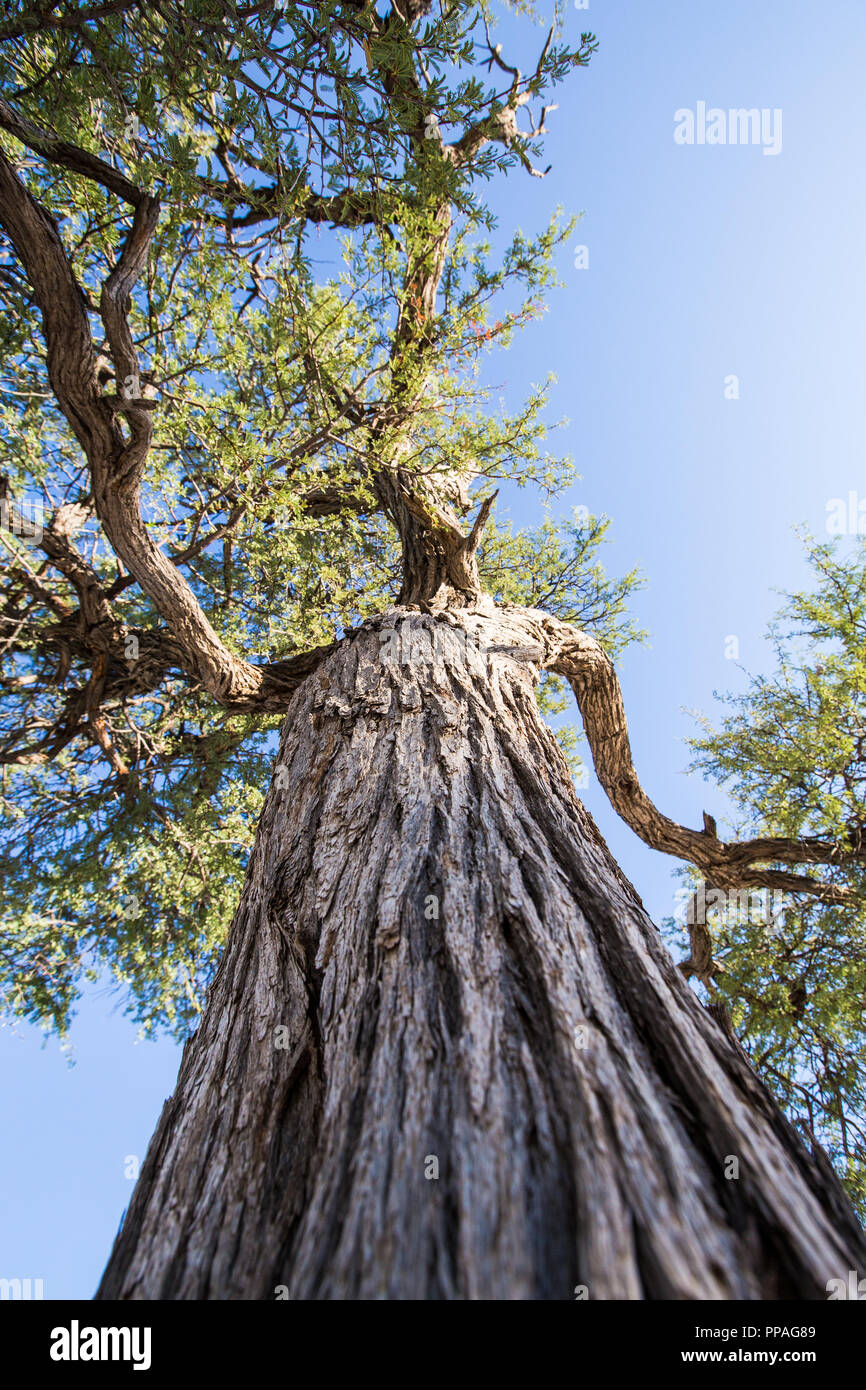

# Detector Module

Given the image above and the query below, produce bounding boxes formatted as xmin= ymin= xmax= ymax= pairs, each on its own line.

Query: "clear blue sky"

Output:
xmin=2 ymin=0 xmax=866 ymax=1298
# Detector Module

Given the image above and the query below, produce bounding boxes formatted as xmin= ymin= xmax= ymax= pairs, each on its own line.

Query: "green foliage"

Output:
xmin=481 ymin=507 xmax=646 ymax=781
xmin=667 ymin=535 xmax=866 ymax=1216
xmin=0 ymin=3 xmax=636 ymax=1040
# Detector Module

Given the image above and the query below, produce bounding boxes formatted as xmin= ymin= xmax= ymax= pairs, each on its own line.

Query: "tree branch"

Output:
xmin=497 ymin=606 xmax=866 ymax=900
xmin=0 ymin=1 xmax=142 ymax=41
xmin=223 ymin=184 xmax=382 ymax=230
xmin=0 ymin=98 xmax=146 ymax=207
xmin=0 ymin=146 xmax=330 ymax=711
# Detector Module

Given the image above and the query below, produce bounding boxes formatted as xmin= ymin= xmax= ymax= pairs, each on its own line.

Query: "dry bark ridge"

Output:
xmin=2 ymin=16 xmax=864 ymax=1298
xmin=1 ymin=93 xmax=857 ymax=892
xmin=96 ymin=612 xmax=866 ymax=1299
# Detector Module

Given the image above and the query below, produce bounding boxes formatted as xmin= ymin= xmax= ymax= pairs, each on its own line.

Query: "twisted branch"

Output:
xmin=0 ymin=146 xmax=333 ymax=712
xmin=494 ymin=606 xmax=865 ymax=901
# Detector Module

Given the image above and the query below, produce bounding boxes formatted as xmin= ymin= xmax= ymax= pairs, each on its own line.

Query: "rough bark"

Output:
xmin=97 ymin=608 xmax=866 ymax=1300
xmin=0 ymin=148 xmax=330 ymax=713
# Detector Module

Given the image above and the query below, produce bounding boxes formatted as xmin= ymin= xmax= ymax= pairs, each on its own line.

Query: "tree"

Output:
xmin=672 ymin=535 xmax=866 ymax=1221
xmin=0 ymin=1 xmax=864 ymax=1300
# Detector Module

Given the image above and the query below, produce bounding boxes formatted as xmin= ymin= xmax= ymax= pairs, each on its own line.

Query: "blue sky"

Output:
xmin=2 ymin=0 xmax=866 ymax=1298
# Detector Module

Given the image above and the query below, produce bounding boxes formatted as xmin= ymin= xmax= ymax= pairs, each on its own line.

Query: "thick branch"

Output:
xmin=2 ymin=484 xmax=114 ymax=630
xmin=495 ymin=606 xmax=866 ymax=899
xmin=224 ymin=184 xmax=382 ymax=229
xmin=0 ymin=98 xmax=146 ymax=207
xmin=0 ymin=0 xmax=278 ymax=42
xmin=0 ymin=1 xmax=143 ymax=41
xmin=0 ymin=146 xmax=330 ymax=712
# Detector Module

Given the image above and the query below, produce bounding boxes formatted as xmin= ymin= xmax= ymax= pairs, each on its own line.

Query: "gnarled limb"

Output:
xmin=0 ymin=146 xmax=332 ymax=711
xmin=0 ymin=1 xmax=143 ymax=42
xmin=489 ymin=605 xmax=866 ymax=899
xmin=0 ymin=97 xmax=146 ymax=207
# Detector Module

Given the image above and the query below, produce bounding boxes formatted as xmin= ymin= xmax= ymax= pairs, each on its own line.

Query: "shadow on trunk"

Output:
xmin=96 ymin=611 xmax=866 ymax=1300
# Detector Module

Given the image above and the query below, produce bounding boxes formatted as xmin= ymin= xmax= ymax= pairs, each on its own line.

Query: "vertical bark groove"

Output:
xmin=97 ymin=609 xmax=866 ymax=1301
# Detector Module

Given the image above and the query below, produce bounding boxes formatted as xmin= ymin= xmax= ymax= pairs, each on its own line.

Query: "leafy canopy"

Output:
xmin=0 ymin=2 xmax=641 ymax=1037
xmin=668 ymin=535 xmax=866 ymax=1216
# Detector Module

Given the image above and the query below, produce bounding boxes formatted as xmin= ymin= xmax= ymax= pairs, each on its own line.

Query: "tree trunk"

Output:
xmin=96 ymin=608 xmax=866 ymax=1300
